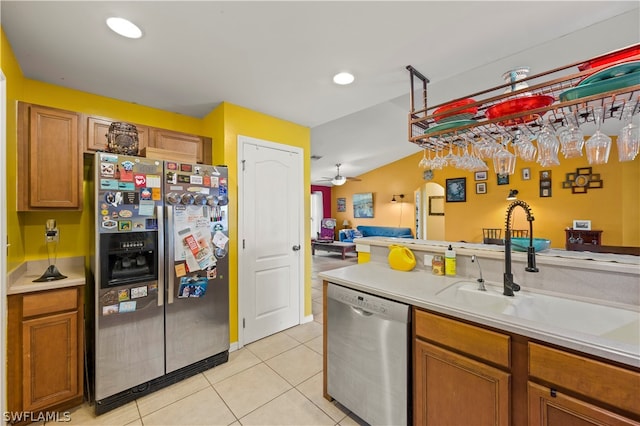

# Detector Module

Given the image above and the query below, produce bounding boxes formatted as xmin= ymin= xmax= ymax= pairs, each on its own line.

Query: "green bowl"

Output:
xmin=511 ymin=237 xmax=551 ymax=252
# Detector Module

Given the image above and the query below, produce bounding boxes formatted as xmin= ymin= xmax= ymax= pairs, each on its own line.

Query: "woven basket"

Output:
xmin=107 ymin=122 xmax=139 ymax=155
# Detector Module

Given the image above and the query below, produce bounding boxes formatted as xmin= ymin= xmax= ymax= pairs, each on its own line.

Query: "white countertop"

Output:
xmin=355 ymin=237 xmax=640 ymax=271
xmin=8 ymin=257 xmax=86 ymax=295
xmin=319 ymin=261 xmax=640 ymax=368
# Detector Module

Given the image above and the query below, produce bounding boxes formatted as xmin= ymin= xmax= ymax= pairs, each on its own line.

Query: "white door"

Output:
xmin=238 ymin=136 xmax=303 ymax=345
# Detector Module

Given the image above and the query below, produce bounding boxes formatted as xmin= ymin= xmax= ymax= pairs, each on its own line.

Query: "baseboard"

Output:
xmin=302 ymin=314 xmax=315 ymax=324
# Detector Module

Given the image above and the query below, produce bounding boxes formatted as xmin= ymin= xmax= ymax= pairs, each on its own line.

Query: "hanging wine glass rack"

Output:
xmin=407 ymin=44 xmax=640 ymax=152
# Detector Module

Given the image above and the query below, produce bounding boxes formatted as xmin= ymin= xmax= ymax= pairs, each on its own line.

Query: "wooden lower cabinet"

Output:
xmin=528 ymin=342 xmax=640 ymax=425
xmin=413 ymin=308 xmax=640 ymax=426
xmin=414 ymin=339 xmax=511 ymax=425
xmin=7 ymin=287 xmax=84 ymax=424
xmin=413 ymin=308 xmax=512 ymax=425
xmin=528 ymin=382 xmax=639 ymax=426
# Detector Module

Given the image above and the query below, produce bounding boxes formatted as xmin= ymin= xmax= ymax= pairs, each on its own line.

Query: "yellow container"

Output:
xmin=388 ymin=245 xmax=416 ymax=272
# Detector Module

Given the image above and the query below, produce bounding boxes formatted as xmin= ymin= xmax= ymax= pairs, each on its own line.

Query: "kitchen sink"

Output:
xmin=436 ymin=281 xmax=640 ymax=346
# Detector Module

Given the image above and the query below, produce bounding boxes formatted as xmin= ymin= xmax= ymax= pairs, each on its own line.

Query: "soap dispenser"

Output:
xmin=445 ymin=245 xmax=456 ymax=276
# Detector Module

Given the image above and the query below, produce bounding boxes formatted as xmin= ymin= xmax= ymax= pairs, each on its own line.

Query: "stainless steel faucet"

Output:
xmin=471 ymin=255 xmax=486 ymax=291
xmin=504 ymin=200 xmax=539 ymax=296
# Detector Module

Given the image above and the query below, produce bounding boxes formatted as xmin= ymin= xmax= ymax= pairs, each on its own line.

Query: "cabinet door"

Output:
xmin=528 ymin=382 xmax=639 ymax=426
xmin=86 ymin=116 xmax=148 ymax=153
xmin=22 ymin=311 xmax=79 ymax=411
xmin=18 ymin=103 xmax=82 ymax=210
xmin=414 ymin=339 xmax=510 ymax=426
xmin=149 ymin=128 xmax=207 ymax=163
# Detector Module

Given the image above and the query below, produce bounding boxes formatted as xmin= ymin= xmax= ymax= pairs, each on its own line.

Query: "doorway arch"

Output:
xmin=415 ymin=182 xmax=445 ymax=240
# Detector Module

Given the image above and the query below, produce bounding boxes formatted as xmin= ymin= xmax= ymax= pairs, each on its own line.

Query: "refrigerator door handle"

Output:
xmin=157 ymin=205 xmax=164 ymax=307
xmin=166 ymin=205 xmax=175 ymax=305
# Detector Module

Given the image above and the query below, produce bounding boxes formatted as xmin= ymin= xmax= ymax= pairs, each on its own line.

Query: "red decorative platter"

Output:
xmin=485 ymin=95 xmax=555 ymax=127
xmin=578 ymin=46 xmax=640 ymax=71
xmin=433 ymin=98 xmax=478 ymax=123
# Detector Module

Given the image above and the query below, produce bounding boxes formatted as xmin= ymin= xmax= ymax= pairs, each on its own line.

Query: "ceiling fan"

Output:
xmin=320 ymin=163 xmax=361 ymax=186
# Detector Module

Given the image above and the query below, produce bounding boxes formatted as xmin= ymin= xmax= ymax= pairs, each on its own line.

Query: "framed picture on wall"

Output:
xmin=428 ymin=196 xmax=444 ymax=216
xmin=474 ymin=171 xmax=487 ymax=181
xmin=353 ymin=192 xmax=374 ymax=218
xmin=573 ymin=220 xmax=591 ymax=230
xmin=337 ymin=197 xmax=346 ymax=212
xmin=445 ymin=178 xmax=466 ymax=202
xmin=497 ymin=174 xmax=509 ymax=185
xmin=476 ymin=182 xmax=487 ymax=194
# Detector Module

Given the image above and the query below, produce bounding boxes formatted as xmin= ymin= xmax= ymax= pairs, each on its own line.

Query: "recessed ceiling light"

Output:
xmin=106 ymin=17 xmax=143 ymax=39
xmin=333 ymin=72 xmax=355 ymax=85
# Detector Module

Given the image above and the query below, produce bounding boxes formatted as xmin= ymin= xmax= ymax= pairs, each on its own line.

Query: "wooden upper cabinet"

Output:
xmin=149 ymin=128 xmax=212 ymax=164
xmin=18 ymin=103 xmax=83 ymax=210
xmin=85 ymin=115 xmax=211 ymax=164
xmin=85 ymin=116 xmax=149 ymax=153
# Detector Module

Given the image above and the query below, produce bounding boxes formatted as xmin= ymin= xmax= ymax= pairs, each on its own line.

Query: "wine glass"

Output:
xmin=418 ymin=148 xmax=429 ymax=168
xmin=558 ymin=112 xmax=584 ymax=159
xmin=492 ymin=137 xmax=516 ymax=175
xmin=617 ymin=109 xmax=639 ymax=162
xmin=512 ymin=127 xmax=537 ymax=162
xmin=585 ymin=107 xmax=611 ymax=165
xmin=536 ymin=119 xmax=560 ymax=167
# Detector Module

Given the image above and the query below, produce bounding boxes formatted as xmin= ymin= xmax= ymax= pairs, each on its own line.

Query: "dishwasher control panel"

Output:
xmin=335 ymin=291 xmax=388 ymax=314
xmin=327 ymin=282 xmax=409 ymax=322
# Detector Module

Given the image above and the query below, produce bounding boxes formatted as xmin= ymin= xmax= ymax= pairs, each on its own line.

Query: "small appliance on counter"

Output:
xmin=33 ymin=219 xmax=67 ymax=282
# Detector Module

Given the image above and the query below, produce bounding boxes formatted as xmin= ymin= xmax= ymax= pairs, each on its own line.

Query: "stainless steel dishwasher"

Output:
xmin=327 ymin=283 xmax=410 ymax=425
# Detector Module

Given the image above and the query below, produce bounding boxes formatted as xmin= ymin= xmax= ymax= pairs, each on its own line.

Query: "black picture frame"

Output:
xmin=446 ymin=177 xmax=466 ymax=202
xmin=497 ymin=174 xmax=509 ymax=185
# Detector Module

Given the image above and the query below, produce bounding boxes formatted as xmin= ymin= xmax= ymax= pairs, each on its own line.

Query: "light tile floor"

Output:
xmin=52 ymin=251 xmax=361 ymax=425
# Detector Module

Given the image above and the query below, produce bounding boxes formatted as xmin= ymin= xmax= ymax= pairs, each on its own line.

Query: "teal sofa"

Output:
xmin=339 ymin=226 xmax=413 ymax=242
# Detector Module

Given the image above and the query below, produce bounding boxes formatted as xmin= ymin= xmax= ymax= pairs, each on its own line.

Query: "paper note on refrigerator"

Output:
xmin=212 ymin=230 xmax=229 ymax=249
xmin=179 ymin=227 xmax=215 ymax=271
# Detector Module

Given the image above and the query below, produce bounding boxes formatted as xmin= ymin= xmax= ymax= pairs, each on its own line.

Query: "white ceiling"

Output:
xmin=2 ymin=1 xmax=638 ymax=185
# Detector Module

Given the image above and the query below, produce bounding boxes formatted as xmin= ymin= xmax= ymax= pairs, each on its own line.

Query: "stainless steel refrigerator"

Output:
xmin=91 ymin=152 xmax=229 ymax=414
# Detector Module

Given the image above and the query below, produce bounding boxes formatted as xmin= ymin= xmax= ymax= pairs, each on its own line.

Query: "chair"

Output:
xmin=317 ymin=218 xmax=337 ymax=242
xmin=511 ymin=229 xmax=529 ymax=238
xmin=483 ymin=228 xmax=504 ymax=245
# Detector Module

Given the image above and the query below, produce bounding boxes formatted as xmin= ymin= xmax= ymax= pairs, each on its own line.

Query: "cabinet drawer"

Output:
xmin=23 ymin=288 xmax=78 ymax=317
xmin=414 ymin=309 xmax=511 ymax=368
xmin=529 ymin=342 xmax=640 ymax=417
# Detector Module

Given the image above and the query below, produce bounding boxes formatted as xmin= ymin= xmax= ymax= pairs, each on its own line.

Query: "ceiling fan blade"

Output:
xmin=346 ymin=177 xmax=361 ymax=181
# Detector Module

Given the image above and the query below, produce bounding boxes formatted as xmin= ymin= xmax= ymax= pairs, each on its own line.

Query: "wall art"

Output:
xmin=446 ymin=178 xmax=466 ymax=202
xmin=353 ymin=192 xmax=374 ymax=218
xmin=476 ymin=182 xmax=487 ymax=194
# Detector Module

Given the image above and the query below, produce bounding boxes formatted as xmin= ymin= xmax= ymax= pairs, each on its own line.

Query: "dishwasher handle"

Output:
xmin=350 ymin=306 xmax=374 ymax=317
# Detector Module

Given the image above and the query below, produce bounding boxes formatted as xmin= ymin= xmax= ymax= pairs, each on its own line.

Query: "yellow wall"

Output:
xmin=2 ymin=27 xmax=26 ymax=271
xmin=2 ymin=27 xmax=312 ymax=344
xmin=333 ymin=148 xmax=640 ymax=248
xmin=202 ymin=103 xmax=312 ymax=341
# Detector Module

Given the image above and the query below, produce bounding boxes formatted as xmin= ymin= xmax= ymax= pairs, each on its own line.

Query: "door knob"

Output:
xmin=292 ymin=245 xmax=301 ymax=251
